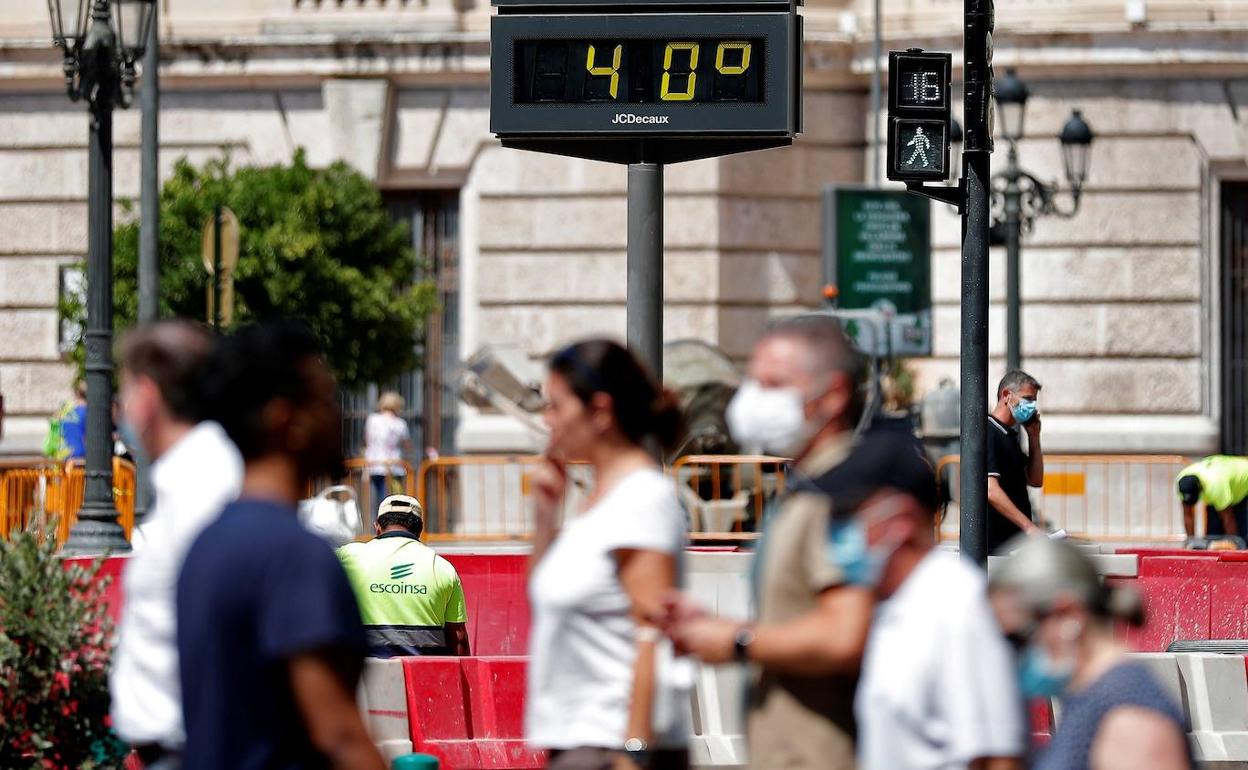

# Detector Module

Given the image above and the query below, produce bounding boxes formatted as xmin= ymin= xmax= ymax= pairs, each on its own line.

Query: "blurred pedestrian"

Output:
xmin=989 ymin=537 xmax=1191 ymax=770
xmin=43 ymin=379 xmax=87 ymax=461
xmin=1175 ymin=455 xmax=1248 ymax=539
xmin=178 ymin=322 xmax=385 ymax=770
xmin=527 ymin=339 xmax=690 ymax=770
xmin=825 ymin=431 xmax=1025 ymax=770
xmin=338 ymin=494 xmax=471 ymax=657
xmin=110 ymin=321 xmax=243 ymax=770
xmin=987 ymin=370 xmax=1044 ymax=553
xmin=363 ymin=391 xmax=412 ymax=527
xmin=664 ymin=315 xmax=872 ymax=770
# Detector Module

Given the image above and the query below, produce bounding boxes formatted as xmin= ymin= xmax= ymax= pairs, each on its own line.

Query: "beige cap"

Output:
xmin=378 ymin=494 xmax=423 ymax=519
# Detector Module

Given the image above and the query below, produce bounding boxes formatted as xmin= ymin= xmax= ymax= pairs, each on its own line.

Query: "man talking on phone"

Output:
xmin=986 ymin=370 xmax=1045 ymax=553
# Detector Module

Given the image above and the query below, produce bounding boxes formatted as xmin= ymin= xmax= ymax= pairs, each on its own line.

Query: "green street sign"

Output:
xmin=821 ymin=187 xmax=932 ymax=357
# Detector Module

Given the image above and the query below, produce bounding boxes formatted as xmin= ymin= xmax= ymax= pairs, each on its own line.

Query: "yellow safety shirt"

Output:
xmin=1177 ymin=455 xmax=1248 ymax=512
xmin=337 ymin=531 xmax=467 ymax=657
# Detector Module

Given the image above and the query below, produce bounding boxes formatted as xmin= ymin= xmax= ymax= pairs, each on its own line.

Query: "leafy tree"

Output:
xmin=65 ymin=150 xmax=437 ymax=388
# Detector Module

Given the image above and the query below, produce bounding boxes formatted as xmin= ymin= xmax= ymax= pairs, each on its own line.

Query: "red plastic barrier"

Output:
xmin=462 ymin=658 xmax=544 ymax=769
xmin=402 ymin=657 xmax=479 ymax=769
xmin=444 ymin=555 xmax=531 ymax=657
xmin=403 ymin=657 xmax=543 ymax=770
xmin=1104 ymin=554 xmax=1248 ymax=651
xmin=1117 ymin=548 xmax=1221 ymax=560
xmin=1028 ymin=699 xmax=1053 ymax=748
xmin=65 ymin=554 xmax=128 ymax=625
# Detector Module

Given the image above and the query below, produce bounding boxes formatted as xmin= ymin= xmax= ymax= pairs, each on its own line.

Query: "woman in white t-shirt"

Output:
xmin=363 ymin=391 xmax=412 ymax=526
xmin=527 ymin=339 xmax=691 ymax=770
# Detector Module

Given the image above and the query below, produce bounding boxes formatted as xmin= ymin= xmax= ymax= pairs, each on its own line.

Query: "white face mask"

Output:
xmin=726 ymin=379 xmax=818 ymax=458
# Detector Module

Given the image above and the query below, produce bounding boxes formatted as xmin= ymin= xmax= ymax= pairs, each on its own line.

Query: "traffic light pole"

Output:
xmin=958 ymin=0 xmax=994 ymax=567
xmin=960 ymin=150 xmax=991 ymax=567
xmin=627 ymin=162 xmax=664 ymax=382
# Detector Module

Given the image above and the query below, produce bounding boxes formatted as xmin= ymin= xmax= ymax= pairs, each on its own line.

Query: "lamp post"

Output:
xmin=49 ymin=0 xmax=156 ymax=554
xmin=991 ymin=68 xmax=1095 ymax=372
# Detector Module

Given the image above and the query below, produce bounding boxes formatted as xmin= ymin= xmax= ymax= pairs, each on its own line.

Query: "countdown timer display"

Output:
xmin=515 ymin=38 xmax=764 ymax=105
xmin=888 ymin=51 xmax=952 ymax=113
xmin=491 ymin=12 xmax=799 ymax=137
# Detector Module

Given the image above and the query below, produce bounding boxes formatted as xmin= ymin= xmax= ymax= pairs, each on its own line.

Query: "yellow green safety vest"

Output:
xmin=337 ymin=532 xmax=467 ymax=657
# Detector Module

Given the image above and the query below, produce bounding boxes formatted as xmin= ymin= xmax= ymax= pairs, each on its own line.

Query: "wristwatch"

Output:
xmin=623 ymin=737 xmax=652 ymax=768
xmin=732 ymin=625 xmax=756 ymax=662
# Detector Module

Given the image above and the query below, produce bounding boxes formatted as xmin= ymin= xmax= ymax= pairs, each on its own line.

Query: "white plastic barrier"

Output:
xmin=1175 ymin=654 xmax=1248 ymax=762
xmin=358 ymin=657 xmax=416 ymax=761
xmin=690 ymin=663 xmax=749 ymax=768
xmin=686 ymin=551 xmax=754 ymax=620
xmin=685 ymin=551 xmax=754 ymax=768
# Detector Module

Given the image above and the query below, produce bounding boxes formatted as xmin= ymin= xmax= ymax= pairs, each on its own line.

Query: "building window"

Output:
xmin=341 ymin=191 xmax=460 ymax=463
xmin=57 ymin=265 xmax=85 ymax=357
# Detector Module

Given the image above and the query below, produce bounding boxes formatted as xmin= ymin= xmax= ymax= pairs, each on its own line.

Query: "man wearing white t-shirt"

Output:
xmin=110 ymin=322 xmax=243 ymax=769
xmin=826 ymin=433 xmax=1025 ymax=770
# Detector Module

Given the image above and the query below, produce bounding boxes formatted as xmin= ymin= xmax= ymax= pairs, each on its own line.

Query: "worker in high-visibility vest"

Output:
xmin=337 ymin=495 xmax=470 ymax=658
xmin=1176 ymin=455 xmax=1248 ymax=539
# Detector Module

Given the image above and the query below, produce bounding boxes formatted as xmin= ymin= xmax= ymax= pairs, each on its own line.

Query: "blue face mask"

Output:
xmin=1018 ymin=643 xmax=1074 ymax=698
xmin=827 ymin=520 xmax=891 ymax=588
xmin=1011 ymin=398 xmax=1038 ymax=425
xmin=118 ymin=419 xmax=146 ymax=461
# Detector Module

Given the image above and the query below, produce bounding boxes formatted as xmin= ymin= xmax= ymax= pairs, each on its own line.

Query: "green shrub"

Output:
xmin=0 ymin=531 xmax=127 ymax=770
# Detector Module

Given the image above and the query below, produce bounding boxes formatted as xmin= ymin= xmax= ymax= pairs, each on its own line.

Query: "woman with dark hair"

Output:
xmin=526 ymin=339 xmax=691 ymax=770
xmin=989 ymin=536 xmax=1192 ymax=770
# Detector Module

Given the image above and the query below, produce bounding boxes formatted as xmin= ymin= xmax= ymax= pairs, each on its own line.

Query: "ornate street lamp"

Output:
xmin=991 ymin=69 xmax=1094 ymax=372
xmin=994 ymin=68 xmax=1029 ymax=144
xmin=1059 ymin=109 xmax=1094 ymax=198
xmin=49 ymin=0 xmax=156 ymax=554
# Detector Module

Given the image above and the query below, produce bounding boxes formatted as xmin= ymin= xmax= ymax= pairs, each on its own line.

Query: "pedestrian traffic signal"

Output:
xmin=887 ymin=50 xmax=952 ymax=182
xmin=963 ymin=0 xmax=995 ymax=152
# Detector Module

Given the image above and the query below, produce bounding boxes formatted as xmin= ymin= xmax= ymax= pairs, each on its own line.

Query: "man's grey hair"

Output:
xmin=761 ymin=314 xmax=867 ymax=422
xmin=997 ymin=369 xmax=1042 ymax=400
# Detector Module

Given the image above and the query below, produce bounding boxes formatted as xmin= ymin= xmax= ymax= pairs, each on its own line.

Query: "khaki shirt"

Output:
xmin=747 ymin=435 xmax=858 ymax=770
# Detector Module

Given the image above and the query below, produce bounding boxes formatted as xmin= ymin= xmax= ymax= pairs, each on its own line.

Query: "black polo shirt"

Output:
xmin=986 ymin=415 xmax=1033 ymax=554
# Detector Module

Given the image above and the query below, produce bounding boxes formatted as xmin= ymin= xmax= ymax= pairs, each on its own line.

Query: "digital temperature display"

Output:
xmin=490 ymin=10 xmax=799 ymax=148
xmin=514 ymin=39 xmax=765 ymax=105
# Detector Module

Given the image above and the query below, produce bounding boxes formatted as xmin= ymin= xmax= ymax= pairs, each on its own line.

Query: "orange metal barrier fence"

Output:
xmin=671 ymin=454 xmax=789 ymax=539
xmin=935 ymin=453 xmax=1191 ymax=542
xmin=4 ymin=451 xmax=1199 ymax=546
xmin=314 ymin=458 xmax=418 ymax=520
xmin=413 ymin=454 xmax=788 ymax=542
xmin=415 ymin=455 xmax=594 ymax=541
xmin=0 ymin=458 xmax=136 ymax=546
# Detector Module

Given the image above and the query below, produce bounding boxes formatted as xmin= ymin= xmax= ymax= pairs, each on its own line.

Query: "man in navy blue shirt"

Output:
xmin=178 ymin=322 xmax=385 ymax=770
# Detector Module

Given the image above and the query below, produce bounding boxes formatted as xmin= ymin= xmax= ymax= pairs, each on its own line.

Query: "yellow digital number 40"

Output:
xmin=586 ymin=44 xmax=622 ymax=99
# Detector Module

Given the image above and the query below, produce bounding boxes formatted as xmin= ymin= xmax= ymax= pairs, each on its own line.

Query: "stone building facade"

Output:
xmin=0 ymin=0 xmax=1244 ymax=456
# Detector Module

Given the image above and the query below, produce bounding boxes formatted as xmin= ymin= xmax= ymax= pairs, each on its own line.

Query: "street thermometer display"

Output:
xmin=491 ymin=0 xmax=801 ymax=164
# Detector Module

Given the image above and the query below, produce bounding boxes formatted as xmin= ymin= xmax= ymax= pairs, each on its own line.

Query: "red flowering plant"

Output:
xmin=0 ymin=530 xmax=128 ymax=769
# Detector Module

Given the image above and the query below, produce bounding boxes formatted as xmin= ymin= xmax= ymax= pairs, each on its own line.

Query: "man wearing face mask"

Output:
xmin=987 ymin=370 xmax=1045 ymax=554
xmin=827 ymin=432 xmax=1025 ymax=770
xmin=110 ymin=321 xmax=243 ymax=770
xmin=663 ymin=315 xmax=873 ymax=770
